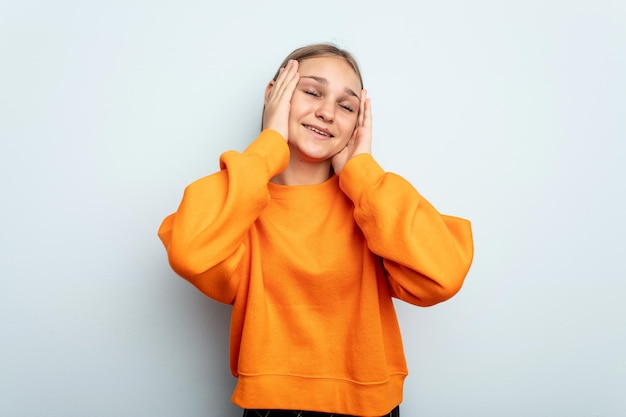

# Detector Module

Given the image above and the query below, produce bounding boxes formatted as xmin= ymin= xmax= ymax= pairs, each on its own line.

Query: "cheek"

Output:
xmin=338 ymin=123 xmax=356 ymax=146
xmin=339 ymin=114 xmax=358 ymax=134
xmin=287 ymin=97 xmax=308 ymax=121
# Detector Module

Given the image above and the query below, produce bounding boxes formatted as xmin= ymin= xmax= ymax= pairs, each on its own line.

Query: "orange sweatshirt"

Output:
xmin=158 ymin=130 xmax=473 ymax=416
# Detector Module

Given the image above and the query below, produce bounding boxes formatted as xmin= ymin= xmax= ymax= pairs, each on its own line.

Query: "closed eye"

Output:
xmin=305 ymin=89 xmax=321 ymax=97
xmin=340 ymin=104 xmax=354 ymax=112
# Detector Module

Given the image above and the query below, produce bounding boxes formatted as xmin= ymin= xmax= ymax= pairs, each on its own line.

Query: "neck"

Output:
xmin=271 ymin=157 xmax=333 ymax=186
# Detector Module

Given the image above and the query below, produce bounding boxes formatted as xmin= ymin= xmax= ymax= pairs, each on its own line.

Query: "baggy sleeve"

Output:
xmin=339 ymin=154 xmax=474 ymax=307
xmin=158 ymin=130 xmax=289 ymax=304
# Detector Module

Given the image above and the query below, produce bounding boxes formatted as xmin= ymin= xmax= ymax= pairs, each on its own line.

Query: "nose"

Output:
xmin=315 ymin=98 xmax=334 ymax=122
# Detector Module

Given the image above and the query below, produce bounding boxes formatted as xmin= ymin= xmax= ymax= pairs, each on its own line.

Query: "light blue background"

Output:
xmin=2 ymin=1 xmax=625 ymax=416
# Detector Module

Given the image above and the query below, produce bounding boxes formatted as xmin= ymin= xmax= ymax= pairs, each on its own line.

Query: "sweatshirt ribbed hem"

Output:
xmin=232 ymin=372 xmax=405 ymax=416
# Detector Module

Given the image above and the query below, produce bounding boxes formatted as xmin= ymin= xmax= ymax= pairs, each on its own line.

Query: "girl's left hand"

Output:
xmin=331 ymin=89 xmax=372 ymax=175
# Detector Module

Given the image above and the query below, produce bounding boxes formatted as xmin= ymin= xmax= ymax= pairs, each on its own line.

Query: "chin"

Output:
xmin=298 ymin=144 xmax=340 ymax=162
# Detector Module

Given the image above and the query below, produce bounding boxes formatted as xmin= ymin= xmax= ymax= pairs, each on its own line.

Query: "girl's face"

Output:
xmin=286 ymin=56 xmax=361 ymax=163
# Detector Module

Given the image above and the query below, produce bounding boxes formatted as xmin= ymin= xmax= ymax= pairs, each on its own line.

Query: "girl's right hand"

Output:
xmin=262 ymin=59 xmax=300 ymax=141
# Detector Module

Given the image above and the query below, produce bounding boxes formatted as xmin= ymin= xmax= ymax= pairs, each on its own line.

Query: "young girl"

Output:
xmin=158 ymin=43 xmax=474 ymax=417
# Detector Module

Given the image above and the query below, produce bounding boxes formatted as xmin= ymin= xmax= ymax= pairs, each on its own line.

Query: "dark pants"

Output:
xmin=243 ymin=405 xmax=400 ymax=417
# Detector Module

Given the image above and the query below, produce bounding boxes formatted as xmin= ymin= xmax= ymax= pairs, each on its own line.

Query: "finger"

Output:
xmin=362 ymin=97 xmax=372 ymax=131
xmin=271 ymin=60 xmax=299 ymax=100
xmin=267 ymin=64 xmax=289 ymax=100
xmin=358 ymin=89 xmax=367 ymax=126
xmin=281 ymin=60 xmax=300 ymax=97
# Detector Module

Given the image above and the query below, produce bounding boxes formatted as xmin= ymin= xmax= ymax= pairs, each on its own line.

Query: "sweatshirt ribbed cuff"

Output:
xmin=339 ymin=153 xmax=386 ymax=204
xmin=243 ymin=129 xmax=290 ymax=177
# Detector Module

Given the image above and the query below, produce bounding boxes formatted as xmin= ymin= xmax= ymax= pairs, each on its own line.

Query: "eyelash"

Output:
xmin=305 ymin=89 xmax=320 ymax=97
xmin=340 ymin=104 xmax=354 ymax=113
xmin=304 ymin=89 xmax=354 ymax=113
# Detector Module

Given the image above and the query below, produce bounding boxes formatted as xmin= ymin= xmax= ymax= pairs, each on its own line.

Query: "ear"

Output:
xmin=264 ymin=81 xmax=275 ymax=105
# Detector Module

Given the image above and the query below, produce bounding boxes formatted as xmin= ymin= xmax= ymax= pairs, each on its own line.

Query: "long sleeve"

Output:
xmin=339 ymin=153 xmax=474 ymax=307
xmin=158 ymin=130 xmax=290 ymax=304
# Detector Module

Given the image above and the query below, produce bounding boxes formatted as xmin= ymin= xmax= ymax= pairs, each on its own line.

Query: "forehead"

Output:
xmin=298 ymin=56 xmax=361 ymax=92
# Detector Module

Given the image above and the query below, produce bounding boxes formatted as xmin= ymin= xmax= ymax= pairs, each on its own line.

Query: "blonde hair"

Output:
xmin=271 ymin=43 xmax=363 ymax=88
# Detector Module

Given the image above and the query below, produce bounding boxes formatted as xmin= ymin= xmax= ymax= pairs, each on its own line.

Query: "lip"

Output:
xmin=303 ymin=123 xmax=334 ymax=138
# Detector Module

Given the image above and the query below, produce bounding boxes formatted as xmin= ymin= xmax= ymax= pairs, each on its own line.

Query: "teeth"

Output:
xmin=308 ymin=126 xmax=330 ymax=136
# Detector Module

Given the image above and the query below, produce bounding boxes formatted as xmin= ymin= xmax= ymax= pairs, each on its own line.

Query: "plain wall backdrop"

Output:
xmin=1 ymin=0 xmax=625 ymax=416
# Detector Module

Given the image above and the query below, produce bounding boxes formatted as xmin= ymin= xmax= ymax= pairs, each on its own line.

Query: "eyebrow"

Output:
xmin=300 ymin=75 xmax=361 ymax=100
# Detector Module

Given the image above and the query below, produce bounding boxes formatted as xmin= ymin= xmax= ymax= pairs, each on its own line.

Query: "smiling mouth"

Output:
xmin=304 ymin=124 xmax=334 ymax=138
